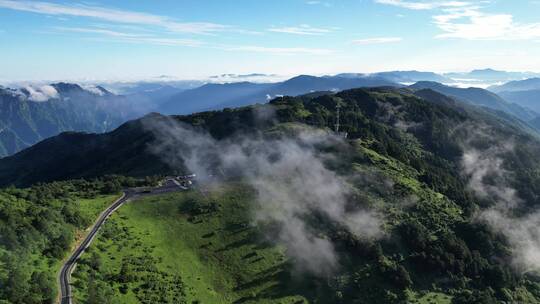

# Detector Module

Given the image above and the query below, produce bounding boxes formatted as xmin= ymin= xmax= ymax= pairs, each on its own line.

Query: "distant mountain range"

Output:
xmin=409 ymin=81 xmax=539 ymax=124
xmin=0 ymin=83 xmax=141 ymax=156
xmin=2 ymin=70 xmax=540 ymax=158
xmin=157 ymin=71 xmax=540 ymax=117
xmin=444 ymin=68 xmax=540 ymax=83
xmin=485 ymin=78 xmax=540 ymax=114
xmin=2 ymin=75 xmax=400 ymax=157
xmin=489 ymin=78 xmax=540 ymax=93
xmin=1 ymin=85 xmax=538 ymax=189
xmin=158 ymin=74 xmax=398 ymax=115
xmin=102 ymin=80 xmax=203 ymax=95
xmin=369 ymin=71 xmax=453 ymax=83
xmin=336 ymin=69 xmax=540 ymax=86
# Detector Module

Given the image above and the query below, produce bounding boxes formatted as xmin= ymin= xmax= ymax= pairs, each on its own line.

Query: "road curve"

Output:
xmin=58 ymin=179 xmax=185 ymax=304
xmin=59 ymin=191 xmax=129 ymax=304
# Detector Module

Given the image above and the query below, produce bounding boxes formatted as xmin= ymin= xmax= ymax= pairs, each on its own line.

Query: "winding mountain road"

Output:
xmin=58 ymin=179 xmax=186 ymax=304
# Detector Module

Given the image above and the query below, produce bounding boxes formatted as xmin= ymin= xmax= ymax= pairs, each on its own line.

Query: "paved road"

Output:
xmin=58 ymin=179 xmax=185 ymax=304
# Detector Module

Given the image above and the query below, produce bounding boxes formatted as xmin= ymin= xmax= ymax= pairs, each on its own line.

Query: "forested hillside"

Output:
xmin=0 ymin=176 xmax=157 ymax=304
xmin=409 ymin=81 xmax=539 ymax=124
xmin=2 ymin=87 xmax=540 ymax=303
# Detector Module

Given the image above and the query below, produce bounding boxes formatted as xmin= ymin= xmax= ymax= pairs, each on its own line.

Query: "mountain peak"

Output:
xmin=471 ymin=68 xmax=499 ymax=73
xmin=51 ymin=82 xmax=84 ymax=93
xmin=81 ymin=85 xmax=114 ymax=96
xmin=287 ymin=74 xmax=318 ymax=80
xmin=96 ymin=85 xmax=111 ymax=94
xmin=283 ymin=75 xmax=320 ymax=84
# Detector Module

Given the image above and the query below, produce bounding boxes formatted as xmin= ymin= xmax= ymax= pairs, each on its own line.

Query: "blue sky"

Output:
xmin=1 ymin=0 xmax=540 ymax=81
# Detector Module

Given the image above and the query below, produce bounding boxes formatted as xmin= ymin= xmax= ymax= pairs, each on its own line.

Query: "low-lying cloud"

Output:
xmin=24 ymin=85 xmax=59 ymax=102
xmin=459 ymin=125 xmax=540 ymax=272
xmin=461 ymin=142 xmax=519 ymax=209
xmin=144 ymin=114 xmax=383 ymax=275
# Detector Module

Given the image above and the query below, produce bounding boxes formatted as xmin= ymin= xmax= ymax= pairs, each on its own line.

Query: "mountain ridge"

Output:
xmin=409 ymin=81 xmax=539 ymax=124
xmin=159 ymin=74 xmax=398 ymax=115
xmin=2 ymin=86 xmax=537 ymax=187
xmin=2 ymin=72 xmax=539 ymax=158
xmin=489 ymin=77 xmax=540 ymax=93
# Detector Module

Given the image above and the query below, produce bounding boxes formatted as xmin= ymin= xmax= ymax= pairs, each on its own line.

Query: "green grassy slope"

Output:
xmin=72 ymin=185 xmax=311 ymax=304
xmin=76 ymin=195 xmax=121 ymax=223
xmin=0 ymin=176 xmax=157 ymax=304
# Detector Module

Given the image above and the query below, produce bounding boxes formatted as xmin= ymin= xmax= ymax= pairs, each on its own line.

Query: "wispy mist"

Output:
xmin=459 ymin=125 xmax=540 ymax=272
xmin=144 ymin=113 xmax=382 ymax=275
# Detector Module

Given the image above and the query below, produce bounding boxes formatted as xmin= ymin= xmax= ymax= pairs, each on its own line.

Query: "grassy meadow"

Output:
xmin=71 ymin=184 xmax=311 ymax=304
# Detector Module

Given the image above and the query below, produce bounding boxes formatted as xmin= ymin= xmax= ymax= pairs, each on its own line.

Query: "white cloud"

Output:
xmin=56 ymin=26 xmax=146 ymax=38
xmin=458 ymin=128 xmax=540 ymax=271
xmin=144 ymin=118 xmax=383 ymax=276
xmin=220 ymin=45 xmax=334 ymax=55
xmin=268 ymin=24 xmax=334 ymax=36
xmin=24 ymin=85 xmax=58 ymax=101
xmin=434 ymin=7 xmax=540 ymax=40
xmin=209 ymin=73 xmax=285 ymax=83
xmin=81 ymin=85 xmax=105 ymax=96
xmin=375 ymin=0 xmax=471 ymax=10
xmin=0 ymin=0 xmax=231 ymax=35
xmin=55 ymin=26 xmax=202 ymax=47
xmin=375 ymin=0 xmax=540 ymax=41
xmin=306 ymin=1 xmax=333 ymax=7
xmin=351 ymin=37 xmax=403 ymax=45
xmin=53 ymin=25 xmax=331 ymax=54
